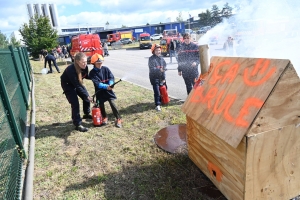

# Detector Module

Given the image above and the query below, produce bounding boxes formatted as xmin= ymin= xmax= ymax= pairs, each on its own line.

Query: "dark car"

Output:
xmin=120 ymin=38 xmax=132 ymax=44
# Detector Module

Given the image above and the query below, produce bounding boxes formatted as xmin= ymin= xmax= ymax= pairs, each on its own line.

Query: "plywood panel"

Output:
xmin=248 ymin=63 xmax=300 ymax=136
xmin=182 ymin=57 xmax=289 ymax=148
xmin=245 ymin=125 xmax=300 ymax=199
xmin=186 ymin=116 xmax=247 ymax=200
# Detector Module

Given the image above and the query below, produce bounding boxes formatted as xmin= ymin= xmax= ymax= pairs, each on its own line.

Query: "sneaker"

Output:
xmin=75 ymin=125 xmax=88 ymax=132
xmin=47 ymin=71 xmax=53 ymax=74
xmin=82 ymin=114 xmax=92 ymax=119
xmin=102 ymin=117 xmax=108 ymax=125
xmin=155 ymin=105 xmax=161 ymax=111
xmin=115 ymin=119 xmax=122 ymax=128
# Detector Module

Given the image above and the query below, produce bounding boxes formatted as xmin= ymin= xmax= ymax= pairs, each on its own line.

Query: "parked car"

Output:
xmin=150 ymin=34 xmax=163 ymax=41
xmin=111 ymin=40 xmax=123 ymax=50
xmin=197 ymin=26 xmax=211 ymax=34
xmin=120 ymin=38 xmax=133 ymax=44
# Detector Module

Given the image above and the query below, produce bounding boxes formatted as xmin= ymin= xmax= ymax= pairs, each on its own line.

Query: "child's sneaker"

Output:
xmin=115 ymin=119 xmax=122 ymax=128
xmin=102 ymin=117 xmax=108 ymax=125
xmin=155 ymin=105 xmax=161 ymax=111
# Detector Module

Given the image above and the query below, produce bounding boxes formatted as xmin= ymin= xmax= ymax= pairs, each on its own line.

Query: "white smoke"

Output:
xmin=199 ymin=0 xmax=300 ymax=76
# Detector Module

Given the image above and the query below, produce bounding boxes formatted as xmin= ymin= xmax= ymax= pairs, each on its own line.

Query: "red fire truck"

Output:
xmin=70 ymin=34 xmax=103 ymax=63
xmin=107 ymin=31 xmax=133 ymax=44
xmin=160 ymin=29 xmax=183 ymax=56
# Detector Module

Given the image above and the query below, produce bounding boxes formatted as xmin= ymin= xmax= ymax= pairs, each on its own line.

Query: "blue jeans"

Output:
xmin=152 ymin=83 xmax=161 ymax=106
xmin=169 ymin=50 xmax=177 ymax=63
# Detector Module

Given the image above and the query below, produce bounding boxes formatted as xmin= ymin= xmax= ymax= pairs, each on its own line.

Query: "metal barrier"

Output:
xmin=0 ymin=46 xmax=31 ymax=199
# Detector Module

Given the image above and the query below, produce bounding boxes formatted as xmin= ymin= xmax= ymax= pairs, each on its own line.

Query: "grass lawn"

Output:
xmin=31 ymin=57 xmax=224 ymax=200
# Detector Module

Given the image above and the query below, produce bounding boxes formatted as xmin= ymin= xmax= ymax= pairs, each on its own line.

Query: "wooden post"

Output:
xmin=199 ymin=44 xmax=210 ymax=74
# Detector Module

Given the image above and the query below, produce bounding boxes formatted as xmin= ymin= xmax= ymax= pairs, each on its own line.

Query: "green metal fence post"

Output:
xmin=17 ymin=47 xmax=30 ymax=91
xmin=21 ymin=47 xmax=32 ymax=81
xmin=8 ymin=45 xmax=29 ymax=109
xmin=0 ymin=71 xmax=27 ymax=159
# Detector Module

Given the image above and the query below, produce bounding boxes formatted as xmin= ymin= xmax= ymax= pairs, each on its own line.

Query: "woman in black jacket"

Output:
xmin=60 ymin=52 xmax=93 ymax=132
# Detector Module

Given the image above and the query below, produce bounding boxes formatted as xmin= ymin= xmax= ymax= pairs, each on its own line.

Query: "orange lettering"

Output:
xmin=190 ymin=86 xmax=205 ymax=103
xmin=213 ymin=91 xmax=236 ymax=122
xmin=202 ymin=87 xmax=218 ymax=109
xmin=209 ymin=60 xmax=231 ymax=85
xmin=221 ymin=63 xmax=239 ymax=84
xmin=236 ymin=98 xmax=264 ymax=127
xmin=244 ymin=58 xmax=276 ymax=86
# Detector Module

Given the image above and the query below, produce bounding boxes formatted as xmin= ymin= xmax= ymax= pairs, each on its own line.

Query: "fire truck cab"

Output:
xmin=139 ymin=33 xmax=152 ymax=49
xmin=70 ymin=34 xmax=103 ymax=64
xmin=160 ymin=29 xmax=183 ymax=57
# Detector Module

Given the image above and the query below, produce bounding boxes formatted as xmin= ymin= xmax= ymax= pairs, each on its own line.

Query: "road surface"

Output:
xmin=97 ymin=44 xmax=225 ymax=101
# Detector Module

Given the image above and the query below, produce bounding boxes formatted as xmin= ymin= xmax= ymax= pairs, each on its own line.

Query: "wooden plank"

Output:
xmin=247 ymin=63 xmax=300 ymax=136
xmin=245 ymin=125 xmax=300 ymax=199
xmin=182 ymin=57 xmax=289 ymax=148
xmin=186 ymin=116 xmax=246 ymax=200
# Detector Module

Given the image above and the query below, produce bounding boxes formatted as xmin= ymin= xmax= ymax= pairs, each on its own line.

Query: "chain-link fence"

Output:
xmin=0 ymin=46 xmax=31 ymax=199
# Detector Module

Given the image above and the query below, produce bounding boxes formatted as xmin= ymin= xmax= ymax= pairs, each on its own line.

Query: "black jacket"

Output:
xmin=60 ymin=64 xmax=90 ymax=99
xmin=177 ymin=42 xmax=200 ymax=75
xmin=148 ymin=54 xmax=166 ymax=85
xmin=89 ymin=66 xmax=116 ymax=103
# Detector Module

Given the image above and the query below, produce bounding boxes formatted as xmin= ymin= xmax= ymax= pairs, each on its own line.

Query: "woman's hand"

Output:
xmin=87 ymin=96 xmax=93 ymax=102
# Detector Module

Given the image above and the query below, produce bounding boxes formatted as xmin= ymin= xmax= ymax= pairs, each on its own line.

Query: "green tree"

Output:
xmin=211 ymin=5 xmax=222 ymax=26
xmin=121 ymin=25 xmax=127 ymax=28
xmin=0 ymin=31 xmax=9 ymax=49
xmin=222 ymin=2 xmax=233 ymax=18
xmin=176 ymin=12 xmax=184 ymax=22
xmin=10 ymin=35 xmax=21 ymax=47
xmin=198 ymin=9 xmax=212 ymax=26
xmin=19 ymin=14 xmax=58 ymax=58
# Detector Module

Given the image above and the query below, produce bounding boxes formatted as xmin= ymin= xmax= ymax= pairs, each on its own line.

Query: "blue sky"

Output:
xmin=0 ymin=0 xmax=238 ymax=35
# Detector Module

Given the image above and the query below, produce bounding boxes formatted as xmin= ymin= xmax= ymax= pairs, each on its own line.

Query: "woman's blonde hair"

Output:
xmin=74 ymin=52 xmax=87 ymax=85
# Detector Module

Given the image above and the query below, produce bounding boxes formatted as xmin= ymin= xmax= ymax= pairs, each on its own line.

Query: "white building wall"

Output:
xmin=50 ymin=4 xmax=60 ymax=28
xmin=42 ymin=3 xmax=53 ymax=27
xmin=34 ymin=4 xmax=42 ymax=17
xmin=27 ymin=4 xmax=34 ymax=18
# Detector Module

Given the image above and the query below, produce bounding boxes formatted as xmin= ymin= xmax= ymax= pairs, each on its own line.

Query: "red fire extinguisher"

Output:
xmin=92 ymin=101 xmax=102 ymax=126
xmin=159 ymin=84 xmax=170 ymax=104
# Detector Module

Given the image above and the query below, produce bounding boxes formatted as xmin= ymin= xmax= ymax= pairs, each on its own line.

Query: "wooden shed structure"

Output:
xmin=182 ymin=56 xmax=300 ymax=200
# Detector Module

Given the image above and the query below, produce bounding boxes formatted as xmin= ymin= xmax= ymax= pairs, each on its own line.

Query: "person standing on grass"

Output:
xmin=177 ymin=33 xmax=200 ymax=95
xmin=60 ymin=52 xmax=93 ymax=132
xmin=89 ymin=53 xmax=122 ymax=128
xmin=148 ymin=44 xmax=167 ymax=112
xmin=44 ymin=50 xmax=60 ymax=73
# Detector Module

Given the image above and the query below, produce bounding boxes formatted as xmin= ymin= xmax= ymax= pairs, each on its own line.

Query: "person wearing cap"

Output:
xmin=148 ymin=44 xmax=167 ymax=111
xmin=60 ymin=52 xmax=93 ymax=132
xmin=89 ymin=53 xmax=122 ymax=128
xmin=177 ymin=33 xmax=200 ymax=95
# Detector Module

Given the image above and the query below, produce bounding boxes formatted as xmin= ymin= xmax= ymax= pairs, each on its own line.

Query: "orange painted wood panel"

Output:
xmin=247 ymin=63 xmax=300 ymax=136
xmin=186 ymin=116 xmax=246 ymax=200
xmin=182 ymin=57 xmax=290 ymax=148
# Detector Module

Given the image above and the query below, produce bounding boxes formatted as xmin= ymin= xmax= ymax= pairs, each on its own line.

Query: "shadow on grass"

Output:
xmin=63 ymin=154 xmax=226 ymax=200
xmin=117 ymin=98 xmax=184 ymax=116
xmin=35 ymin=121 xmax=92 ymax=144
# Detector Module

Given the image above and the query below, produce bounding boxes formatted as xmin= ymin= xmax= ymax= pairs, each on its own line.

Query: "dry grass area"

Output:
xmin=31 ymin=59 xmax=225 ymax=200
